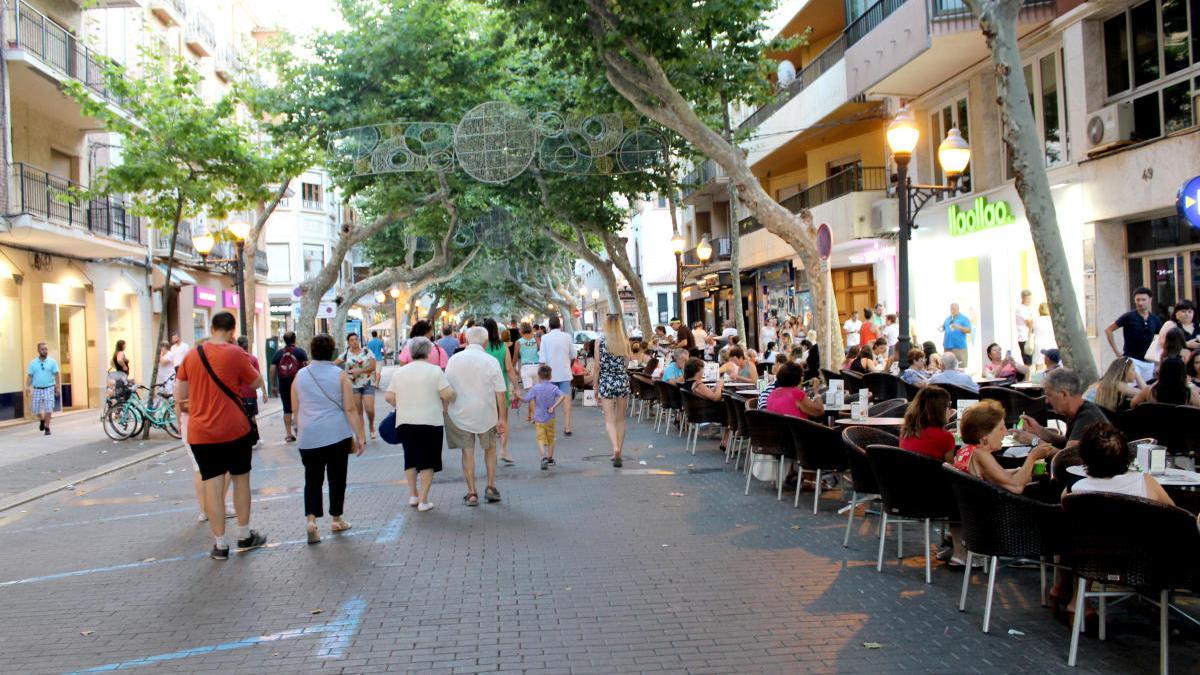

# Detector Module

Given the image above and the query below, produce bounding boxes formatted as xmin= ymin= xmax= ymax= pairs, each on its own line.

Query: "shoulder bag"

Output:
xmin=196 ymin=344 xmax=259 ymax=445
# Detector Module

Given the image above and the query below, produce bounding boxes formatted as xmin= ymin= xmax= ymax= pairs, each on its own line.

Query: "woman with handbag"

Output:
xmin=292 ymin=333 xmax=366 ymax=544
xmin=385 ymin=337 xmax=456 ymax=511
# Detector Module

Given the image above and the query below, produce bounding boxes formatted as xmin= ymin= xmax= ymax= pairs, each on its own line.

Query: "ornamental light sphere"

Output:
xmin=389 ymin=287 xmax=401 ymax=299
xmin=669 ymin=232 xmax=686 ymax=255
xmin=886 ymin=108 xmax=920 ymax=157
xmin=938 ymin=127 xmax=971 ymax=179
xmin=227 ymin=220 xmax=252 ymax=242
xmin=194 ymin=230 xmax=215 ymax=257
xmin=696 ymin=236 xmax=713 ymax=263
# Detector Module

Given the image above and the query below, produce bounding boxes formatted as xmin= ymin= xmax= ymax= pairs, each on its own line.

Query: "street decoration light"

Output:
xmin=696 ymin=236 xmax=713 ymax=263
xmin=194 ymin=220 xmax=252 ymax=336
xmin=887 ymin=107 xmax=971 ymax=369
xmin=389 ymin=287 xmax=401 ymax=299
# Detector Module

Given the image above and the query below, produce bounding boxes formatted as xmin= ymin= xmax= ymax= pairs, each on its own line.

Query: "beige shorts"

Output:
xmin=443 ymin=413 xmax=497 ymax=451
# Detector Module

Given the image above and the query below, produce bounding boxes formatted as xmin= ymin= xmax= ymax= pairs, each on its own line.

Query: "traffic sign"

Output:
xmin=816 ymin=223 xmax=832 ymax=260
xmin=572 ymin=308 xmax=581 ymax=318
xmin=1178 ymin=175 xmax=1200 ymax=229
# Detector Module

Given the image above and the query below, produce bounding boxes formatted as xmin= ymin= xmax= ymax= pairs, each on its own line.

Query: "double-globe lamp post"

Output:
xmin=194 ymin=219 xmax=252 ymax=337
xmin=668 ymin=232 xmax=713 ymax=326
xmin=886 ymin=107 xmax=971 ymax=370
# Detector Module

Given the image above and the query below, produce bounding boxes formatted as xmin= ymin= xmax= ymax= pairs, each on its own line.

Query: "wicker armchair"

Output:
xmin=867 ymin=398 xmax=908 ymax=418
xmin=863 ymin=372 xmax=907 ymax=402
xmin=944 ymin=466 xmax=1065 ymax=632
xmin=722 ymin=394 xmax=746 ymax=465
xmin=1062 ymin=492 xmax=1200 ymax=672
xmin=840 ymin=427 xmax=897 ymax=547
xmin=653 ymin=381 xmax=684 ymax=436
xmin=838 ymin=369 xmax=865 ymax=395
xmin=743 ymin=409 xmax=795 ymax=499
xmin=932 ymin=382 xmax=980 ymax=407
xmin=979 ymin=386 xmax=1047 ymax=426
xmin=785 ymin=416 xmax=849 ymax=513
xmin=681 ymin=389 xmax=727 ymax=455
xmin=865 ymin=444 xmax=959 ymax=584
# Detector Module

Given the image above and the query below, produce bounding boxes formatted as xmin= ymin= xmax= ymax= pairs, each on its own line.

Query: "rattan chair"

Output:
xmin=840 ymin=427 xmax=897 ymax=547
xmin=630 ymin=374 xmax=658 ymax=423
xmin=839 ymin=369 xmax=865 ymax=395
xmin=786 ymin=416 xmax=849 ymax=513
xmin=722 ymin=394 xmax=747 ymax=464
xmin=931 ymin=382 xmax=980 ymax=407
xmin=978 ymin=386 xmax=1048 ymax=426
xmin=681 ymin=389 xmax=727 ymax=455
xmin=1062 ymin=492 xmax=1200 ymax=673
xmin=653 ymin=381 xmax=684 ymax=435
xmin=732 ymin=398 xmax=754 ymax=471
xmin=743 ymin=409 xmax=794 ymax=499
xmin=867 ymin=398 xmax=908 ymax=418
xmin=865 ymin=444 xmax=958 ymax=584
xmin=1111 ymin=403 xmax=1200 ymax=457
xmin=944 ymin=466 xmax=1065 ymax=632
xmin=863 ymin=372 xmax=906 ymax=402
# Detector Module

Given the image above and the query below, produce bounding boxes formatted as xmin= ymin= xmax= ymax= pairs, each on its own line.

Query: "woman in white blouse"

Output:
xmin=385 ymin=337 xmax=456 ymax=512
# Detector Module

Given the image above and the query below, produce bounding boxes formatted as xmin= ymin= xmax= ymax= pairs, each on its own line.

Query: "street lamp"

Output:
xmin=696 ymin=236 xmax=713 ymax=264
xmin=389 ymin=286 xmax=401 ymax=299
xmin=194 ymin=220 xmax=251 ymax=337
xmin=590 ymin=289 xmax=600 ymax=329
xmin=670 ymin=231 xmax=686 ymax=324
xmin=887 ymin=107 xmax=971 ymax=369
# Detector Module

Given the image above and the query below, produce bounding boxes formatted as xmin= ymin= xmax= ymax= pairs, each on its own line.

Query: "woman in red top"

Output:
xmin=765 ymin=362 xmax=825 ymax=420
xmin=899 ymin=386 xmax=955 ymax=462
xmin=859 ymin=309 xmax=878 ymax=345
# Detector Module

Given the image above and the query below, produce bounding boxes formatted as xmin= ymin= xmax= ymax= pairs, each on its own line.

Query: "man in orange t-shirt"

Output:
xmin=177 ymin=311 xmax=267 ymax=560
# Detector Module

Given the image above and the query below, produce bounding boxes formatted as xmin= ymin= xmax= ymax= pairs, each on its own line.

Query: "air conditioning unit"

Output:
xmin=857 ymin=199 xmax=899 ymax=239
xmin=1086 ymin=102 xmax=1134 ymax=153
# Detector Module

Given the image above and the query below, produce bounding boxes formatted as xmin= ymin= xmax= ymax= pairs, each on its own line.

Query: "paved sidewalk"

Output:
xmin=0 ymin=387 xmax=1194 ymax=673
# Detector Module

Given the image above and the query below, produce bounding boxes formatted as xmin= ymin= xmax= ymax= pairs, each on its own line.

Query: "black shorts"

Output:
xmin=279 ymin=377 xmax=295 ymax=414
xmin=190 ymin=434 xmax=254 ymax=480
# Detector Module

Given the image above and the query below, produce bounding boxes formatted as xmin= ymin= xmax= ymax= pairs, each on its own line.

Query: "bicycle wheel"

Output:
xmin=162 ymin=402 xmax=181 ymax=439
xmin=104 ymin=403 xmax=140 ymax=440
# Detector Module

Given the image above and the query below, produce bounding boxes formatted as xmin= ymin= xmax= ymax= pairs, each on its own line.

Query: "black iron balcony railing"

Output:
xmin=680 ymin=159 xmax=725 ymax=199
xmin=12 ymin=163 xmax=143 ymax=244
xmin=255 ymin=248 xmax=269 ymax=276
xmin=779 ymin=165 xmax=888 ymax=213
xmin=847 ymin=0 xmax=1054 ymax=47
xmin=154 ymin=0 xmax=188 ymax=19
xmin=845 ymin=0 xmax=907 ymax=46
xmin=738 ymin=35 xmax=847 ymax=134
xmin=5 ymin=1 xmax=129 ymax=108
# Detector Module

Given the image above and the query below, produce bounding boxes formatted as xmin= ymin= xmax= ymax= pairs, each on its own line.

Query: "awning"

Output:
xmin=152 ymin=263 xmax=198 ymax=288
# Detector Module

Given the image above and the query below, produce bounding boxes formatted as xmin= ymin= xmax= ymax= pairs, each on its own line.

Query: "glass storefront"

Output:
xmin=1126 ymin=214 xmax=1200 ymax=316
xmin=0 ymin=278 xmax=23 ymax=420
xmin=42 ymin=283 xmax=88 ymax=410
xmin=105 ymin=291 xmax=135 ymax=380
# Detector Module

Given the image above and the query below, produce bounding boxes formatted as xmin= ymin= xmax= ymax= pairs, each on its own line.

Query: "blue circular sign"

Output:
xmin=816 ymin=223 xmax=833 ymax=260
xmin=1178 ymin=175 xmax=1200 ymax=229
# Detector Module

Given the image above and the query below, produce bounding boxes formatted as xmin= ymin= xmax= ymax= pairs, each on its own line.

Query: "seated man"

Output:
xmin=928 ymin=352 xmax=979 ymax=393
xmin=1015 ymin=368 xmax=1110 ymax=478
xmin=660 ymin=349 xmax=688 ymax=384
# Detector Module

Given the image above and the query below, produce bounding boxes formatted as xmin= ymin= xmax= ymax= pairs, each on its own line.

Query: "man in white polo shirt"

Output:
xmin=444 ymin=325 xmax=508 ymax=506
xmin=539 ymin=315 xmax=575 ymax=436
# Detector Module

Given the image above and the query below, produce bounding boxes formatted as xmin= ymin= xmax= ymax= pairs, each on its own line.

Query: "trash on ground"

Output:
xmin=80 ymin=630 xmax=94 ymax=637
xmin=310 ymin=608 xmax=323 ymax=615
xmin=638 ymin=460 xmax=647 ymax=465
xmin=1007 ymin=629 xmax=1025 ymax=636
xmin=668 ymin=492 xmax=685 ymax=497
xmin=862 ymin=642 xmax=883 ymax=649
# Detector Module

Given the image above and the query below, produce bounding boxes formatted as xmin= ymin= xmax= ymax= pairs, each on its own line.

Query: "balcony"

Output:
xmin=3 ymin=163 xmax=146 ymax=258
xmin=844 ymin=0 xmax=1055 ymax=97
xmin=150 ymin=0 xmax=186 ymax=27
xmin=255 ymin=248 xmax=270 ymax=276
xmin=214 ymin=45 xmax=240 ymax=80
xmin=4 ymin=1 xmax=130 ymax=116
xmin=152 ymin=221 xmax=194 ymax=259
xmin=185 ymin=10 xmax=215 ymax=57
xmin=680 ymin=159 xmax=727 ymax=204
xmin=778 ymin=165 xmax=888 ymax=214
xmin=739 ymin=35 xmax=847 ymax=135
xmin=301 ymin=198 xmax=324 ymax=211
xmin=681 ymin=237 xmax=732 ymax=267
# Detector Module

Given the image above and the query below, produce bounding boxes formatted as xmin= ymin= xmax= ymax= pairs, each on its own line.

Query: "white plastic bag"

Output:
xmin=582 ymin=390 xmax=598 ymax=407
xmin=752 ymin=456 xmax=781 ymax=482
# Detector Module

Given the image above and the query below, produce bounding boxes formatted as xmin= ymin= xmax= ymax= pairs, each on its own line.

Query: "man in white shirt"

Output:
xmin=842 ymin=311 xmax=863 ymax=349
xmin=445 ymin=326 xmax=508 ymax=505
xmin=882 ymin=314 xmax=900 ymax=353
xmin=168 ymin=332 xmax=189 ymax=372
xmin=1014 ymin=289 xmax=1035 ymax=366
xmin=719 ymin=321 xmax=738 ymax=342
xmin=691 ymin=322 xmax=710 ymax=356
xmin=538 ymin=316 xmax=575 ymax=436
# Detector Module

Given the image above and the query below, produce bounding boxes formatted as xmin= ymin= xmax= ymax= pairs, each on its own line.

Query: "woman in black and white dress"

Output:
xmin=592 ymin=314 xmax=631 ymax=467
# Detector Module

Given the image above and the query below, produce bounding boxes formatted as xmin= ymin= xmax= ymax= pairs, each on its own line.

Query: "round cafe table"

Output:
xmin=1065 ymin=464 xmax=1200 ymax=487
xmin=834 ymin=417 xmax=904 ymax=427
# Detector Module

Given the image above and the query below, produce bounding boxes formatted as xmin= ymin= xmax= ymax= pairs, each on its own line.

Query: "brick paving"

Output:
xmin=0 ymin=373 xmax=1195 ymax=673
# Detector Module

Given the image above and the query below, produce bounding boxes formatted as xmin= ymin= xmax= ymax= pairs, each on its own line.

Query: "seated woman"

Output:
xmin=1131 ymin=355 xmax=1200 ymax=407
xmin=682 ymin=357 xmax=731 ymax=448
xmin=953 ymin=399 xmax=1054 ymax=494
xmin=764 ymin=361 xmax=825 ymax=420
xmin=899 ymin=386 xmax=955 ymax=462
xmin=921 ymin=340 xmax=944 ymax=372
xmin=1083 ymin=357 xmax=1142 ymax=412
xmin=848 ymin=345 xmax=875 ymax=374
xmin=1188 ymin=350 xmax=1200 ymax=389
xmin=901 ymin=348 xmax=932 ymax=388
xmin=1068 ymin=422 xmax=1174 ymax=504
xmin=641 ymin=356 xmax=659 ymax=378
xmin=981 ymin=343 xmax=1029 ymax=383
xmin=719 ymin=347 xmax=756 ymax=383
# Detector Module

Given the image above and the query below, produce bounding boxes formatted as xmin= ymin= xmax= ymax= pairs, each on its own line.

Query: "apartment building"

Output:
xmin=681 ymin=0 xmax=1200 ymax=366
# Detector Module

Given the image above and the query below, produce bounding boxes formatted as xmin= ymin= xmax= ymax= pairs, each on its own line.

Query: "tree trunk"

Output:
xmin=241 ymin=180 xmax=291 ymax=351
xmin=967 ymin=0 xmax=1098 ymax=384
xmin=721 ymin=103 xmax=748 ymax=344
xmin=143 ymin=196 xmax=185 ymax=438
xmin=600 ymin=230 xmax=652 ymax=334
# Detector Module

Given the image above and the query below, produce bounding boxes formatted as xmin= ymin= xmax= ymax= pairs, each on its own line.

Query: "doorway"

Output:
xmin=832 ymin=264 xmax=877 ymax=325
xmin=41 ymin=298 xmax=88 ymax=410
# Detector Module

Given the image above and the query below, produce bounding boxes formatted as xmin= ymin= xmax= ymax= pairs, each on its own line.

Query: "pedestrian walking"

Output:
xmin=366 ymin=330 xmax=385 ymax=381
xmin=156 ymin=342 xmax=174 ymax=395
xmin=842 ymin=310 xmax=863 ymax=350
xmin=26 ymin=342 xmax=60 ymax=435
xmin=527 ymin=365 xmax=566 ymax=470
xmin=385 ymin=337 xmax=454 ymax=511
xmin=168 ymin=332 xmax=189 ymax=373
xmin=593 ymin=314 xmax=632 ymax=467
xmin=515 ymin=322 xmax=541 ymax=423
xmin=400 ymin=320 xmax=450 ymax=368
xmin=436 ymin=325 xmax=461 ymax=359
xmin=176 ymin=311 xmax=267 ymax=560
xmin=337 ymin=332 xmax=378 ymax=440
xmin=444 ymin=326 xmax=508 ymax=506
xmin=236 ymin=336 xmax=267 ymax=432
xmin=540 ymin=315 xmax=575 ymax=436
xmin=940 ymin=303 xmax=973 ymax=367
xmin=1105 ymin=287 xmax=1164 ymax=383
xmin=270 ymin=331 xmax=308 ymax=443
xmin=1015 ymin=289 xmax=1036 ymax=365
xmin=483 ymin=318 xmax=520 ymax=464
xmin=292 ymin=333 xmax=366 ymax=544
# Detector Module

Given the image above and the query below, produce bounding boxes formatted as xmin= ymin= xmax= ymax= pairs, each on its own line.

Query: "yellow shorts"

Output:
xmin=535 ymin=420 xmax=556 ymax=447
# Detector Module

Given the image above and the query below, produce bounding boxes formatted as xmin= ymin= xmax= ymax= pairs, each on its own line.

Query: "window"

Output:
xmin=301 ymin=182 xmax=322 ymax=210
xmin=657 ymin=193 xmax=667 ymax=208
xmin=266 ymin=243 xmax=290 ymax=282
xmin=657 ymin=292 xmax=670 ymax=324
xmin=1102 ymin=0 xmax=1200 ymax=140
xmin=303 ymin=244 xmax=324 ymax=279
xmin=1006 ymin=50 xmax=1069 ymax=178
xmin=928 ymin=96 xmax=971 ymax=197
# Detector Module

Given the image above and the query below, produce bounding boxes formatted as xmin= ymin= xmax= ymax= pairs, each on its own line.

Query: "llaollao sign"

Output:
xmin=948 ymin=197 xmax=1017 ymax=236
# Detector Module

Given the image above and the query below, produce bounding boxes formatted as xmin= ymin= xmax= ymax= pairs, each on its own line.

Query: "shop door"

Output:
xmin=1147 ymin=255 xmax=1185 ymax=318
xmin=831 ymin=265 xmax=877 ymax=325
xmin=43 ymin=304 xmax=88 ymax=409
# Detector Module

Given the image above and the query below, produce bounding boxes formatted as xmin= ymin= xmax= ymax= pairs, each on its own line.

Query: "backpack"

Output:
xmin=277 ymin=346 xmax=301 ymax=379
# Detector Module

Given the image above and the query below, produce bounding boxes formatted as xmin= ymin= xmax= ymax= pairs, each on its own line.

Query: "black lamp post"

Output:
xmin=887 ymin=108 xmax=971 ymax=369
xmin=669 ymin=232 xmax=712 ymax=326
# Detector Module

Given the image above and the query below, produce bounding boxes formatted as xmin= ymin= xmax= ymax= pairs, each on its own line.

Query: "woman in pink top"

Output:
xmin=765 ymin=362 xmax=825 ymax=419
xmin=398 ymin=321 xmax=449 ymax=368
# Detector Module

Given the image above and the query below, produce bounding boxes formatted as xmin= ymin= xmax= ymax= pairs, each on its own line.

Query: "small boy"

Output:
xmin=528 ymin=364 xmax=566 ymax=470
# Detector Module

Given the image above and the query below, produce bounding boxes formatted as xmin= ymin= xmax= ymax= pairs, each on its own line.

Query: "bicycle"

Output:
xmin=102 ymin=377 xmax=180 ymax=440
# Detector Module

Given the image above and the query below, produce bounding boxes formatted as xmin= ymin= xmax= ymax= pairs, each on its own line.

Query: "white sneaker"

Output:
xmin=418 ymin=502 xmax=434 ymax=512
xmin=198 ymin=512 xmax=208 ymax=522
xmin=408 ymin=496 xmax=420 ymax=507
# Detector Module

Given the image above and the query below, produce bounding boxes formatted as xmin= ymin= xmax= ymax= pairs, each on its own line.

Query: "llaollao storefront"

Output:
xmin=908 ymin=184 xmax=1090 ymax=369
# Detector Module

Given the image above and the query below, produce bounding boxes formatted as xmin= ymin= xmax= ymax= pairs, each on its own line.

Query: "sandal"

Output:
xmin=500 ymin=456 xmax=515 ymax=465
xmin=306 ymin=523 xmax=321 ymax=545
xmin=463 ymin=493 xmax=479 ymax=507
xmin=331 ymin=518 xmax=352 ymax=532
xmin=285 ymin=435 xmax=297 ymax=443
xmin=485 ymin=486 xmax=502 ymax=503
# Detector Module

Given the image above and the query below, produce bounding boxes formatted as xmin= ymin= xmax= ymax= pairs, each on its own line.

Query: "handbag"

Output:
xmin=378 ymin=411 xmax=401 ymax=445
xmin=196 ymin=344 xmax=259 ymax=445
xmin=582 ymin=389 xmax=598 ymax=407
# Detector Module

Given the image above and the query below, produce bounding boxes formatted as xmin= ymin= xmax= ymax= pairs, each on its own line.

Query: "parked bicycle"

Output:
xmin=102 ymin=376 xmax=181 ymax=440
